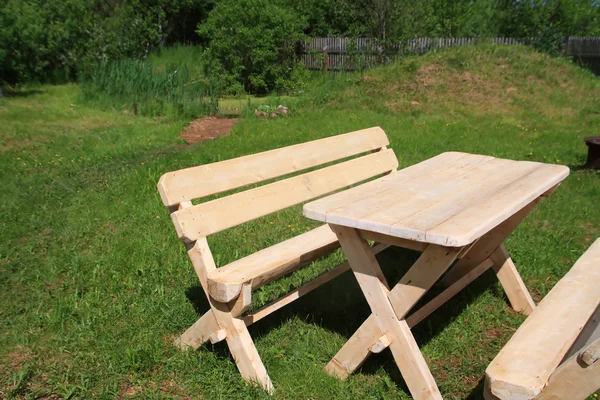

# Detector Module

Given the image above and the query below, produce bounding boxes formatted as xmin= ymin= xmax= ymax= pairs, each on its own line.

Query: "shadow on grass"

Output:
xmin=1 ymin=88 xmax=45 ymax=98
xmin=466 ymin=377 xmax=486 ymax=400
xmin=184 ymin=245 xmax=500 ymax=396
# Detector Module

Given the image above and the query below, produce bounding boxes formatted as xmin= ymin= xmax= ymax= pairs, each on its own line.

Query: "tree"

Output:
xmin=198 ymin=0 xmax=307 ymax=94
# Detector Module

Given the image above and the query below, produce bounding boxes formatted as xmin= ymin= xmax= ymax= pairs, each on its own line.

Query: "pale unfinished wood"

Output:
xmin=490 ymin=244 xmax=536 ymax=315
xmin=325 ymin=257 xmax=496 ymax=377
xmin=162 ymin=128 xmax=402 ymax=392
xmin=172 ymin=149 xmax=398 ymax=241
xmin=358 ymin=229 xmax=428 ymax=252
xmin=228 ymin=282 xmax=252 ymax=317
xmin=485 ymin=238 xmax=600 ymax=400
xmin=388 ymin=244 xmax=463 ymax=320
xmin=303 ymin=151 xmax=472 ymax=221
xmin=564 ymin=303 xmax=600 ymax=362
xmin=331 ymin=225 xmax=443 ymax=400
xmin=158 ymin=126 xmax=390 ymax=206
xmin=174 ymin=310 xmax=219 ymax=350
xmin=324 ymin=314 xmax=384 ymax=379
xmin=424 ymin=164 xmax=568 ymax=246
xmin=209 ymin=329 xmax=227 ymax=344
xmin=580 ymin=336 xmax=600 ymax=366
xmin=303 ymin=152 xmax=569 ymax=247
xmin=317 ymin=154 xmax=498 ymax=235
xmin=207 ymin=224 xmax=339 ymax=303
xmin=439 ymin=197 xmax=543 ymax=288
xmin=484 ymin=336 xmax=600 ymax=400
xmin=242 ymin=243 xmax=390 ymax=326
xmin=369 ymin=334 xmax=391 ymax=354
xmin=187 ymin=238 xmax=274 ymax=392
xmin=405 ymin=257 xmax=495 ymax=327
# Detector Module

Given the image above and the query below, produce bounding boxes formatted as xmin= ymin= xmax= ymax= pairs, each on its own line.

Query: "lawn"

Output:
xmin=1 ymin=45 xmax=599 ymax=399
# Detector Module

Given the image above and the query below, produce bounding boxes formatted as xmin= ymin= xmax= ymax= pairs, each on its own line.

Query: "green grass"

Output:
xmin=1 ymin=45 xmax=599 ymax=399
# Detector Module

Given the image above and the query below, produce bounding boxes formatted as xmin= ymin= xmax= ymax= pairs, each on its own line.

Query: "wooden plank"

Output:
xmin=242 ymin=243 xmax=390 ymax=326
xmin=406 ymin=257 xmax=495 ymax=327
xmin=324 ymin=314 xmax=383 ymax=379
xmin=186 ymin=238 xmax=274 ymax=392
xmin=172 ymin=149 xmax=398 ymax=241
xmin=533 ymin=341 xmax=600 ymax=400
xmin=439 ymin=197 xmax=543 ymax=288
xmin=331 ymin=225 xmax=443 ymax=400
xmin=207 ymin=224 xmax=339 ymax=302
xmin=174 ymin=310 xmax=219 ymax=350
xmin=391 ymin=159 xmax=541 ymax=241
xmin=158 ymin=127 xmax=390 ymax=206
xmin=358 ymin=229 xmax=428 ymax=252
xmin=425 ymin=163 xmax=569 ymax=246
xmin=490 ymin=245 xmax=535 ymax=315
xmin=485 ymin=238 xmax=600 ymax=400
xmin=327 ymin=154 xmax=500 ymax=237
xmin=303 ymin=152 xmax=470 ymax=221
xmin=388 ymin=245 xmax=463 ymax=320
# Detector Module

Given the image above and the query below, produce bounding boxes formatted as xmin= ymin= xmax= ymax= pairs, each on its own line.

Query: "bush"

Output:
xmin=198 ymin=0 xmax=308 ymax=95
xmin=79 ymin=58 xmax=220 ymax=118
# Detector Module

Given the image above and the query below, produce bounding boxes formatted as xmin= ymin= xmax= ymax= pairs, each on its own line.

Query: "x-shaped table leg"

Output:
xmin=325 ymin=200 xmax=542 ymax=396
xmin=329 ymin=225 xmax=463 ymax=400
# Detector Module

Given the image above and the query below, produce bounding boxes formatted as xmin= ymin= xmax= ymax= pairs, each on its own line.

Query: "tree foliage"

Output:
xmin=198 ymin=0 xmax=308 ymax=94
xmin=0 ymin=0 xmax=599 ymax=86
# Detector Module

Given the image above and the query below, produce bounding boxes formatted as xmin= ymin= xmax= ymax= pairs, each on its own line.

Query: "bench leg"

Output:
xmin=330 ymin=226 xmax=444 ymax=400
xmin=490 ymin=244 xmax=535 ymax=315
xmin=184 ymin=238 xmax=274 ymax=393
xmin=175 ymin=310 xmax=220 ymax=349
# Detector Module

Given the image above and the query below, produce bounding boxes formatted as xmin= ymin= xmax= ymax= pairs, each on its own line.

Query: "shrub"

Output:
xmin=198 ymin=0 xmax=308 ymax=95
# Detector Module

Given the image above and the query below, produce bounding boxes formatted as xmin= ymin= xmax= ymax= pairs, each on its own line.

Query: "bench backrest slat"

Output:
xmin=158 ymin=127 xmax=389 ymax=207
xmin=171 ymin=148 xmax=398 ymax=241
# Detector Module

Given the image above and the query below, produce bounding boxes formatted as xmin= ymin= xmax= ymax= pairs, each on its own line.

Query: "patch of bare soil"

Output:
xmin=179 ymin=117 xmax=238 ymax=144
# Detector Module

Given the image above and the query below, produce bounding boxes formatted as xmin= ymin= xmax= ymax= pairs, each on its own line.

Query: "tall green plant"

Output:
xmin=79 ymin=58 xmax=219 ymax=118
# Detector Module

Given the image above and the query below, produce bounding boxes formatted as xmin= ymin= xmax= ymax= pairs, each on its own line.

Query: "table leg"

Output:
xmin=330 ymin=225 xmax=445 ymax=400
xmin=490 ymin=244 xmax=535 ymax=315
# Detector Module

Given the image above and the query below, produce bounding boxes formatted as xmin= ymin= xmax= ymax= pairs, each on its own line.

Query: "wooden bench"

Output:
xmin=157 ymin=127 xmax=398 ymax=392
xmin=485 ymin=238 xmax=600 ymax=400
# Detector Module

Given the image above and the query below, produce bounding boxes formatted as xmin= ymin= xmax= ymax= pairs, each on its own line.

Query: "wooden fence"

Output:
xmin=299 ymin=36 xmax=600 ymax=74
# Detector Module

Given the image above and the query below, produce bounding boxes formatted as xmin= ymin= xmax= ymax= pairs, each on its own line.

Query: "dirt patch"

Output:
xmin=179 ymin=117 xmax=238 ymax=144
xmin=4 ymin=345 xmax=31 ymax=372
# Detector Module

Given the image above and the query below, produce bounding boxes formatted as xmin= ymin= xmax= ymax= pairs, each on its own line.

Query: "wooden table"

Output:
xmin=303 ymin=152 xmax=569 ymax=400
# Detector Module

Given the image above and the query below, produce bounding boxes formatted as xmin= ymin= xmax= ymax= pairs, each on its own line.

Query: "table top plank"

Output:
xmin=391 ymin=159 xmax=541 ymax=242
xmin=422 ymin=162 xmax=569 ymax=246
xmin=303 ymin=152 xmax=569 ymax=247
xmin=323 ymin=153 xmax=495 ymax=230
xmin=343 ymin=155 xmax=500 ymax=235
xmin=303 ymin=152 xmax=469 ymax=221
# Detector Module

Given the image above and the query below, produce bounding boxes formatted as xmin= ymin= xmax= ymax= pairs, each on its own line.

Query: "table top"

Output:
xmin=303 ymin=152 xmax=569 ymax=247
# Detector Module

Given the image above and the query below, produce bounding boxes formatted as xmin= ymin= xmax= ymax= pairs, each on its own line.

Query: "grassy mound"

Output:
xmin=1 ymin=45 xmax=598 ymax=399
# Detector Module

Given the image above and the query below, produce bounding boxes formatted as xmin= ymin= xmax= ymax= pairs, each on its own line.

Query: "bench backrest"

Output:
xmin=158 ymin=127 xmax=398 ymax=242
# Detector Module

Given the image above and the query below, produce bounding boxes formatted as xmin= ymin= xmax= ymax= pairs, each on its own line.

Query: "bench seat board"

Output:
xmin=207 ymin=224 xmax=340 ymax=302
xmin=485 ymin=238 xmax=600 ymax=400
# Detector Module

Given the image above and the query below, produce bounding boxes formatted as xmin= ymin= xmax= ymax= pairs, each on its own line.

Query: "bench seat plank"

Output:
xmin=207 ymin=225 xmax=340 ymax=302
xmin=485 ymin=238 xmax=600 ymax=400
